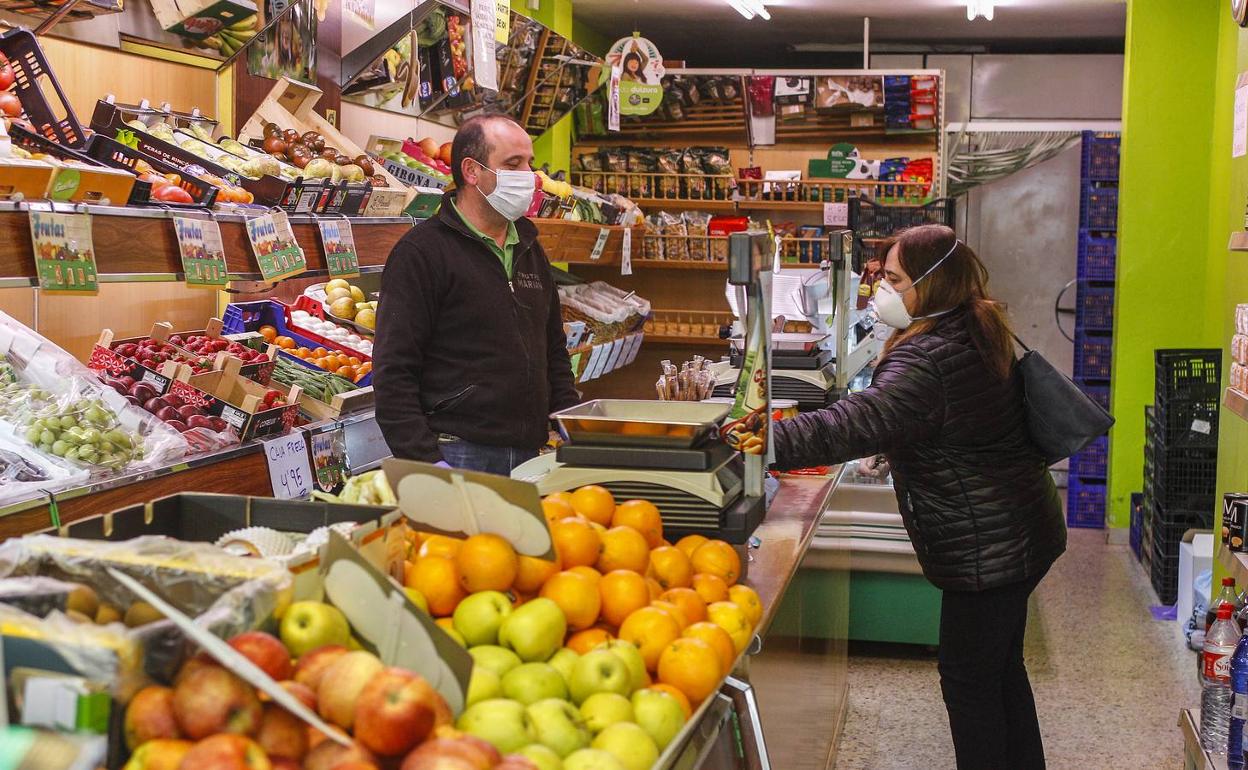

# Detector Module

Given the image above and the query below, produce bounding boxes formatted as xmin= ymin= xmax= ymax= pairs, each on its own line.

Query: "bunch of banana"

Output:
xmin=217 ymin=13 xmax=258 ymax=57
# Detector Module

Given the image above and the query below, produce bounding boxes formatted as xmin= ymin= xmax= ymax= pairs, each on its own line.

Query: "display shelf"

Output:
xmin=625 ymin=197 xmax=739 ymax=212
xmin=533 ymin=219 xmax=640 ymax=265
xmin=630 ymin=259 xmax=729 ymax=271
xmin=1225 ymin=388 xmax=1248 ymax=422
xmin=1180 ymin=707 xmax=1230 ymax=770
xmin=643 ymin=334 xmax=729 ymax=346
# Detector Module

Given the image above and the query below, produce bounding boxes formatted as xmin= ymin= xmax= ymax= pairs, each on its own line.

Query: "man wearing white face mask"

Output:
xmin=771 ymin=224 xmax=1066 ymax=770
xmin=374 ymin=115 xmax=579 ymax=475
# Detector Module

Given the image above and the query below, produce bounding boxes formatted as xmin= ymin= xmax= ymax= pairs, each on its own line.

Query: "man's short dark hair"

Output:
xmin=451 ymin=114 xmax=522 ymax=189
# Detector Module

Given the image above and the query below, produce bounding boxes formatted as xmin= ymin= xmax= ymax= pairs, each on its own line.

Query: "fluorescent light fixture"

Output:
xmin=726 ymin=0 xmax=769 ymax=21
xmin=726 ymin=0 xmax=754 ymax=19
xmin=967 ymin=0 xmax=993 ymax=21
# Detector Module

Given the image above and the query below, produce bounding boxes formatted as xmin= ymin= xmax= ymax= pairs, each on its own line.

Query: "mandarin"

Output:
xmin=455 ymin=533 xmax=518 ymax=593
xmin=690 ymin=541 xmax=741 ymax=586
xmin=513 ymin=555 xmax=559 ymax=594
xmin=618 ymin=606 xmax=682 ymax=671
xmin=650 ymin=600 xmax=689 ymax=630
xmin=597 ymin=526 xmax=650 ymax=574
xmin=707 ymin=601 xmax=752 ymax=653
xmin=657 ymin=638 xmax=722 ymax=704
xmin=728 ymin=584 xmax=763 ymax=627
xmin=406 ymin=556 xmax=466 ymax=616
xmin=551 ymin=517 xmax=602 ymax=569
xmin=660 ymin=588 xmax=708 ymax=625
xmin=647 ymin=546 xmax=693 ymax=590
xmin=599 ymin=569 xmax=651 ymax=627
xmin=569 ymin=565 xmax=604 ymax=587
xmin=418 ymin=534 xmax=463 ymax=560
xmin=674 ymin=534 xmax=709 ymax=559
xmin=682 ymin=622 xmax=736 ymax=675
xmin=612 ymin=499 xmax=664 ymax=548
xmin=570 ymin=485 xmax=616 ymax=527
xmin=567 ymin=627 xmax=614 ymax=655
xmin=691 ymin=573 xmax=729 ymax=604
xmin=541 ymin=497 xmax=578 ymax=526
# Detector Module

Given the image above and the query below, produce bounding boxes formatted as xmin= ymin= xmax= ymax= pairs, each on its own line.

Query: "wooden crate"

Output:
xmin=534 ymin=220 xmax=644 ymax=265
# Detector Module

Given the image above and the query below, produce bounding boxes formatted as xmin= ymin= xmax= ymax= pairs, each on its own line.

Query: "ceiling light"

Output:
xmin=726 ymin=0 xmax=754 ymax=19
xmin=726 ymin=0 xmax=769 ymax=21
xmin=966 ymin=0 xmax=994 ymax=21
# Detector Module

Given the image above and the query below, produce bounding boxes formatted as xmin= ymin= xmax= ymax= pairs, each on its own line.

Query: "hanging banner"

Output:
xmin=495 ymin=0 xmax=510 ymax=43
xmin=30 ymin=211 xmax=98 ymax=296
xmin=173 ymin=216 xmax=228 ymax=288
xmin=608 ymin=64 xmax=622 ymax=132
xmin=247 ymin=210 xmax=307 ymax=282
xmin=605 ymin=35 xmax=665 ymax=118
xmin=318 ymin=219 xmax=361 ymax=279
xmin=471 ymin=0 xmax=498 ymax=92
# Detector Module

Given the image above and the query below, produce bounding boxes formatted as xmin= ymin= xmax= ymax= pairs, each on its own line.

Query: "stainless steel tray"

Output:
xmin=553 ymin=399 xmax=731 ymax=449
xmin=730 ymin=331 xmax=828 ymax=352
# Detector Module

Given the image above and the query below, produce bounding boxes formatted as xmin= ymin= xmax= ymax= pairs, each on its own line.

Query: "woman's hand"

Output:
xmin=860 ymin=454 xmax=891 ymax=479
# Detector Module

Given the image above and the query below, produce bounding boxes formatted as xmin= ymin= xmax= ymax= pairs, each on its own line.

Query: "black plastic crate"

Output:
xmin=83 ymin=135 xmax=218 ymax=209
xmin=0 ymin=29 xmax=87 ymax=148
xmin=849 ymin=197 xmax=957 ymax=267
xmin=1080 ymin=132 xmax=1120 ymax=182
xmin=1156 ymin=349 xmax=1222 ymax=404
xmin=1151 ymin=559 xmax=1179 ymax=605
xmin=1150 ymin=397 xmax=1219 ymax=448
xmin=1076 ymin=281 xmax=1115 ymax=331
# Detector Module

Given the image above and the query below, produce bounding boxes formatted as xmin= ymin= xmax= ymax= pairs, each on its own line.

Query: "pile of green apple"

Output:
xmin=451 ymin=590 xmax=689 ymax=770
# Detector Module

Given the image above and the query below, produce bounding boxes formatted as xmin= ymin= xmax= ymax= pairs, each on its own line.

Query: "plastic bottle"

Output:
xmin=1203 ymin=603 xmax=1242 ymax=751
xmin=1229 ymin=626 xmax=1248 ymax=767
xmin=1209 ymin=577 xmax=1239 ymax=631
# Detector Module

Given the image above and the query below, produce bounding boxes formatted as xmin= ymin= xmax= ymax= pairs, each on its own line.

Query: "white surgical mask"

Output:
xmin=868 ymin=239 xmax=960 ymax=329
xmin=471 ymin=159 xmax=536 ymax=222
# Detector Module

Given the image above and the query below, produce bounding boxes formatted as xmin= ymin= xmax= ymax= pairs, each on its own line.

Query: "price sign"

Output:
xmin=495 ymin=0 xmax=509 ymax=42
xmin=318 ymin=219 xmax=361 ymax=279
xmin=247 ymin=211 xmax=307 ymax=282
xmin=30 ymin=211 xmax=97 ymax=295
xmin=311 ymin=427 xmax=348 ymax=492
xmin=823 ymin=202 xmax=849 ymax=227
xmin=590 ymin=227 xmax=610 ymax=261
xmin=471 ymin=0 xmax=498 ymax=91
xmin=264 ymin=431 xmax=314 ymax=499
xmin=621 ymin=227 xmax=632 ymax=275
xmin=173 ymin=216 xmax=228 ymax=288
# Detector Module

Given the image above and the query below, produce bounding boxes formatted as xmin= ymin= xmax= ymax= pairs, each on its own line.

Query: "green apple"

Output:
xmin=594 ymin=640 xmax=647 ymax=693
xmin=632 ymin=688 xmax=687 ymax=750
xmin=502 ymin=662 xmax=569 ymax=705
xmin=548 ymin=648 xmax=580 ymax=687
xmin=279 ymin=600 xmax=350 ymax=657
xmin=453 ymin=590 xmax=513 ymax=647
xmin=457 ymin=698 xmax=534 ymax=753
xmin=444 ymin=627 xmax=467 ymax=647
xmin=518 ymin=743 xmax=565 ymax=770
xmin=569 ymin=650 xmax=632 ymax=705
xmin=591 ymin=722 xmax=658 ymax=770
xmin=563 ymin=749 xmax=627 ymax=770
xmin=498 ymin=598 xmax=567 ymax=663
xmin=527 ymin=698 xmax=591 ymax=758
xmin=469 ymin=645 xmax=523 ymax=678
xmin=403 ymin=587 xmax=429 ymax=613
xmin=466 ymin=665 xmax=502 ymax=707
xmin=579 ymin=692 xmax=633 ymax=734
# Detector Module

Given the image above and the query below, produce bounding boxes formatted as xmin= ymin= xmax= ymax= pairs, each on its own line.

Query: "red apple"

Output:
xmin=255 ymin=703 xmax=307 ymax=761
xmin=302 ymin=741 xmax=376 ymax=770
xmin=332 ymin=764 xmax=380 ymax=770
xmin=495 ymin=758 xmax=539 ymax=770
xmin=122 ymin=738 xmax=192 ymax=770
xmin=124 ymin=685 xmax=183 ymax=750
xmin=316 ymin=651 xmax=384 ymax=730
xmin=293 ymin=645 xmax=349 ymax=691
xmin=400 ymin=738 xmax=499 ymax=770
xmin=172 ymin=664 xmax=262 ymax=740
xmin=273 ymin=680 xmax=317 ymax=710
xmin=229 ymin=631 xmax=294 ymax=682
xmin=353 ymin=668 xmax=440 ymax=757
xmin=174 ymin=652 xmax=215 ymax=685
xmin=176 ymin=734 xmax=270 ymax=770
xmin=269 ymin=760 xmax=300 ymax=770
xmin=438 ymin=142 xmax=453 ymax=164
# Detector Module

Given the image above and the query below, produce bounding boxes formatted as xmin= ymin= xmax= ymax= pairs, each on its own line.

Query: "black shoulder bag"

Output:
xmin=1012 ymin=334 xmax=1114 ymax=466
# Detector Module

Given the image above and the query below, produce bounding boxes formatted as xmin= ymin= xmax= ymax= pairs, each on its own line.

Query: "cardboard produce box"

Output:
xmin=171 ymin=357 xmax=301 ymax=441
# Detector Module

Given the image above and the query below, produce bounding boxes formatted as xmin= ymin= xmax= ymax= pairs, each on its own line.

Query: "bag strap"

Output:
xmin=1010 ymin=332 xmax=1032 ymax=353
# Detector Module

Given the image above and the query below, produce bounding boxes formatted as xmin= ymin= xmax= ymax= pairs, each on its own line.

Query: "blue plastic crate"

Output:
xmin=1074 ymin=331 xmax=1113 ymax=382
xmin=1076 ymin=380 xmax=1110 ymax=411
xmin=1080 ymin=183 xmax=1119 ymax=231
xmin=1068 ymin=477 xmax=1107 ymax=528
xmin=1130 ymin=493 xmax=1143 ymax=560
xmin=1080 ymin=132 xmax=1120 ymax=181
xmin=223 ymin=300 xmax=373 ymax=386
xmin=1077 ymin=231 xmax=1116 ymax=282
xmin=1075 ymin=282 xmax=1115 ymax=331
xmin=1070 ymin=435 xmax=1109 ymax=479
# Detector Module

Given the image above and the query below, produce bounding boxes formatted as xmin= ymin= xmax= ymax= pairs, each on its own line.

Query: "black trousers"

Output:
xmin=938 ymin=571 xmax=1047 ymax=770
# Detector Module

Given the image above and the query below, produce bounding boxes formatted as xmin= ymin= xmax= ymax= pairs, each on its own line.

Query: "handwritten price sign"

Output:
xmin=264 ymin=431 xmax=314 ymax=500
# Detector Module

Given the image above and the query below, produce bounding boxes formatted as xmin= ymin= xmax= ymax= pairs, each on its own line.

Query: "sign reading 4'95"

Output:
xmin=247 ymin=211 xmax=307 ymax=282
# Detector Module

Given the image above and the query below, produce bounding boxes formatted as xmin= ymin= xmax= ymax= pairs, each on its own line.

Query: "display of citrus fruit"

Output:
xmin=682 ymin=622 xmax=736 ymax=675
xmin=647 ymin=546 xmax=693 ymax=590
xmin=646 ymin=577 xmax=664 ymax=601
xmin=568 ymin=565 xmax=604 ymax=587
xmin=618 ymin=606 xmax=682 ymax=671
xmin=418 ymin=534 xmax=463 ymax=560
xmin=406 ymin=555 xmax=466 ymax=616
xmin=728 ymin=584 xmax=763 ymax=626
xmin=597 ymin=526 xmax=651 ymax=574
xmin=612 ymin=499 xmax=664 ymax=548
xmin=541 ymin=496 xmax=577 ymax=525
xmin=455 ymin=533 xmax=518 ymax=593
xmin=650 ymin=600 xmax=690 ymax=631
xmin=675 ymin=534 xmax=708 ymax=559
xmin=660 ymin=587 xmax=708 ymax=625
xmin=657 ymin=637 xmax=722 ymax=704
xmin=513 ymin=554 xmax=560 ymax=594
xmin=551 ymin=517 xmax=603 ymax=569
xmin=567 ymin=627 xmax=614 ymax=655
xmin=707 ymin=601 xmax=752 ymax=653
xmin=690 ymin=540 xmax=741 ymax=585
xmin=570 ymin=485 xmax=617 ymax=527
xmin=540 ymin=570 xmax=601 ymax=631
xmin=545 ymin=491 xmax=576 ymax=509
xmin=691 ymin=573 xmax=729 ymax=604
xmin=647 ymin=684 xmax=692 ymax=719
xmin=599 ymin=569 xmax=651 ymax=627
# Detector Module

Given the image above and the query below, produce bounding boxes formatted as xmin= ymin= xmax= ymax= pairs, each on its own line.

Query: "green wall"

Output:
xmin=1107 ymin=0 xmax=1223 ymax=527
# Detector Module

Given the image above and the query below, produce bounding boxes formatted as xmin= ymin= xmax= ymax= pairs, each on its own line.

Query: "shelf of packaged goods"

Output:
xmin=0 ymin=205 xmax=418 ymax=285
xmin=643 ymin=334 xmax=730 ymax=346
xmin=629 ymin=198 xmax=739 ymax=212
xmin=630 ymin=259 xmax=730 ymax=271
xmin=1180 ymin=708 xmax=1231 ymax=770
xmin=1225 ymin=388 xmax=1248 ymax=422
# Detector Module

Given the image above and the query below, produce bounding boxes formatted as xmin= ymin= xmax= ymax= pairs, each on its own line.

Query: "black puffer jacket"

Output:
xmin=773 ymin=306 xmax=1065 ymax=591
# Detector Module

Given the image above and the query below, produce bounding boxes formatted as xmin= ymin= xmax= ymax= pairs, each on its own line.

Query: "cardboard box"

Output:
xmin=91 ymin=321 xmax=274 ymax=385
xmin=173 ymin=357 xmax=301 ymax=441
xmin=0 ymin=158 xmax=55 ymax=201
xmin=148 ymin=0 xmax=257 ymax=40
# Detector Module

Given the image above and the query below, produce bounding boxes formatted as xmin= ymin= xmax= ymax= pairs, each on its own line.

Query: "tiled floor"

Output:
xmin=833 ymin=528 xmax=1199 ymax=769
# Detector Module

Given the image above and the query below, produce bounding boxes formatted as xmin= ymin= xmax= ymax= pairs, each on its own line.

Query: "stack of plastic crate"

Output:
xmin=1068 ymin=132 xmax=1120 ymax=528
xmin=1144 ymin=349 xmax=1221 ymax=605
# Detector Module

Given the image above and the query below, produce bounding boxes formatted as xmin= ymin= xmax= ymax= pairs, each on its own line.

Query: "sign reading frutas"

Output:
xmin=318 ymin=219 xmax=361 ymax=279
xmin=605 ymin=35 xmax=664 ymax=119
xmin=29 ymin=211 xmax=98 ymax=295
xmin=247 ymin=210 xmax=307 ymax=281
xmin=174 ymin=216 xmax=229 ymax=288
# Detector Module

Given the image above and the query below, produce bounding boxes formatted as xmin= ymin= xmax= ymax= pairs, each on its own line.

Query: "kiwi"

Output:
xmin=124 ymin=601 xmax=165 ymax=628
xmin=65 ymin=584 xmax=99 ymax=619
xmin=95 ymin=603 xmax=122 ymax=625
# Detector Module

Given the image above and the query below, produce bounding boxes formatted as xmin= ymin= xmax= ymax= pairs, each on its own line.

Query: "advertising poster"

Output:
xmin=605 ymin=35 xmax=664 ymax=118
xmin=247 ymin=211 xmax=307 ymax=281
xmin=173 ymin=216 xmax=229 ymax=288
xmin=318 ymin=219 xmax=361 ymax=278
xmin=29 ymin=212 xmax=98 ymax=296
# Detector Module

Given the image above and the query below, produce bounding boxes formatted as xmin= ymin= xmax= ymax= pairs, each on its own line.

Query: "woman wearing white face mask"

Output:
xmin=772 ymin=224 xmax=1065 ymax=770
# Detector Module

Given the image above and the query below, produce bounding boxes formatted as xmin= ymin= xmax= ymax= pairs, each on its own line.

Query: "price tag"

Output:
xmin=311 ymin=426 xmax=348 ymax=492
xmin=823 ymin=202 xmax=849 ymax=227
xmin=582 ymin=345 xmax=607 ymax=382
xmin=590 ymin=227 xmax=610 ymax=261
xmin=495 ymin=0 xmax=510 ymax=42
xmin=173 ymin=216 xmax=228 ymax=288
xmin=264 ymin=431 xmax=314 ymax=500
xmin=1192 ymin=418 xmax=1213 ymax=435
xmin=318 ymin=219 xmax=361 ymax=279
xmin=621 ymin=227 xmax=632 ymax=275
xmin=603 ymin=338 xmax=625 ymax=374
xmin=30 ymin=211 xmax=97 ymax=295
xmin=247 ymin=211 xmax=307 ymax=282
xmin=624 ymin=332 xmax=643 ymax=366
xmin=569 ymin=351 xmax=583 ymax=378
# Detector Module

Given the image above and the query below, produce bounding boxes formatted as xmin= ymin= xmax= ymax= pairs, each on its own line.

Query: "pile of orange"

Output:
xmin=284 ymin=345 xmax=373 ymax=383
xmin=400 ymin=484 xmax=764 ymax=708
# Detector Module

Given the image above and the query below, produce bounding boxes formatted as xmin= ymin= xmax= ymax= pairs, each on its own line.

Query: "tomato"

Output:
xmin=0 ymin=56 xmax=13 ymax=91
xmin=0 ymin=92 xmax=21 ymax=118
xmin=153 ymin=185 xmax=194 ymax=204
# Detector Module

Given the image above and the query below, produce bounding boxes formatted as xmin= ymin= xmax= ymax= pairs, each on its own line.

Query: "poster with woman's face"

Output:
xmin=248 ymin=0 xmax=318 ymax=82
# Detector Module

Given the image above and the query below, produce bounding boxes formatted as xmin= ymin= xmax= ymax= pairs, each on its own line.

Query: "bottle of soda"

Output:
xmin=1229 ymin=624 xmax=1248 ymax=766
xmin=1203 ymin=603 xmax=1242 ymax=751
xmin=1210 ymin=577 xmax=1239 ymax=631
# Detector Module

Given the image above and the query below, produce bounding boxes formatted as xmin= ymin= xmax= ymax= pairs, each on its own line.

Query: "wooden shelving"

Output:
xmin=643 ymin=334 xmax=728 ymax=346
xmin=1225 ymin=388 xmax=1248 ymax=422
xmin=630 ymin=259 xmax=728 ymax=271
xmin=630 ymin=198 xmax=738 ymax=212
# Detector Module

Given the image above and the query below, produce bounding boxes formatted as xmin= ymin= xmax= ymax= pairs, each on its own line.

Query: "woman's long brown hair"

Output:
xmin=878 ymin=224 xmax=1015 ymax=380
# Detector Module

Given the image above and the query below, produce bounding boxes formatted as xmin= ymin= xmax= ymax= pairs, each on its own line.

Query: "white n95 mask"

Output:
xmin=868 ymin=238 xmax=961 ymax=329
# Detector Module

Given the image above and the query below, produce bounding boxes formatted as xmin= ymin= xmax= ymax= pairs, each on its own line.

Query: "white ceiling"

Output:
xmin=572 ymin=0 xmax=1126 ymax=65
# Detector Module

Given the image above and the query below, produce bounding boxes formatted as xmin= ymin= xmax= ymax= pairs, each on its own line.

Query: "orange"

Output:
xmin=551 ymin=517 xmax=602 ymax=569
xmin=570 ymin=485 xmax=616 ymax=527
xmin=406 ymin=556 xmax=466 ymax=616
xmin=690 ymin=541 xmax=741 ymax=586
xmin=657 ymin=637 xmax=722 ymax=704
xmin=455 ymin=534 xmax=518 ymax=593
xmin=597 ymin=526 xmax=650 ymax=574
xmin=513 ymin=555 xmax=560 ymax=594
xmin=567 ymin=627 xmax=613 ymax=655
xmin=435 ymin=617 xmax=457 ymax=634
xmin=259 ymin=325 xmax=278 ymax=342
xmin=544 ymin=491 xmax=576 ymax=510
xmin=419 ymin=534 xmax=463 ymax=560
xmin=599 ymin=569 xmax=651 ymax=627
xmin=650 ymin=600 xmax=689 ymax=630
xmin=691 ymin=573 xmax=729 ymax=604
xmin=683 ymin=622 xmax=736 ymax=675
xmin=661 ymin=588 xmax=708 ymax=625
xmin=647 ymin=546 xmax=693 ymax=590
xmin=728 ymin=584 xmax=763 ymax=627
xmin=707 ymin=601 xmax=752 ymax=653
xmin=646 ymin=577 xmax=664 ymax=601
xmin=568 ymin=565 xmax=603 ymax=587
xmin=612 ymin=499 xmax=664 ymax=548
xmin=647 ymin=684 xmax=692 ymax=719
xmin=675 ymin=534 xmax=708 ymax=559
xmin=540 ymin=570 xmax=601 ymax=631
xmin=337 ymin=366 xmax=357 ymax=381
xmin=618 ymin=606 xmax=682 ymax=671
xmin=541 ymin=497 xmax=577 ymax=526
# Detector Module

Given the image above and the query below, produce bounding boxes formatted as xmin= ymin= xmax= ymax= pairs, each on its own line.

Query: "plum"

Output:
xmin=163 ymin=394 xmax=185 ymax=409
xmin=177 ymin=404 xmax=200 ymax=421
xmin=119 ymin=376 xmax=137 ymax=390
xmin=143 ymin=397 xmax=167 ymax=413
xmin=124 ymin=395 xmax=141 ymax=407
xmin=156 ymin=406 xmax=181 ymax=423
xmin=187 ymin=414 xmax=214 ymax=430
xmin=130 ymin=383 xmax=158 ymax=402
xmin=165 ymin=420 xmax=189 ymax=433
